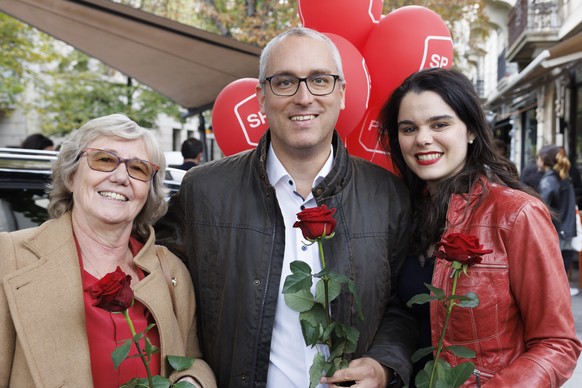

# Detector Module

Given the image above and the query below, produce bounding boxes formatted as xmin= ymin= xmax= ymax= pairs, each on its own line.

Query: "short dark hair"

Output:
xmin=21 ymin=133 xmax=54 ymax=150
xmin=181 ymin=138 xmax=203 ymax=159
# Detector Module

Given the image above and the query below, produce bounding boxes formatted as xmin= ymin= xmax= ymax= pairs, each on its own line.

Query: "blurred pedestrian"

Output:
xmin=520 ymin=161 xmax=544 ymax=190
xmin=537 ymin=144 xmax=579 ymax=296
xmin=21 ymin=133 xmax=54 ymax=150
xmin=177 ymin=138 xmax=203 ymax=170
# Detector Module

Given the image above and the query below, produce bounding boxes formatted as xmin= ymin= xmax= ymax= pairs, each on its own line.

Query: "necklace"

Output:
xmin=81 ymin=249 xmax=133 ymax=279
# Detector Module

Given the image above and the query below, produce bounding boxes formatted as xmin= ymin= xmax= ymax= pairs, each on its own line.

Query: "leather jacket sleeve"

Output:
xmin=484 ymin=199 xmax=581 ymax=387
xmin=364 ymin=180 xmax=418 ymax=386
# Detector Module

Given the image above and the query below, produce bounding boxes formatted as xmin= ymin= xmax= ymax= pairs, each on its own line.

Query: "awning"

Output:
xmin=0 ymin=0 xmax=262 ymax=114
xmin=486 ymin=31 xmax=582 ymax=107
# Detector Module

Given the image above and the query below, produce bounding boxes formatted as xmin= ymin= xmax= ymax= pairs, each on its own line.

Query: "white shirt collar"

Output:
xmin=266 ymin=144 xmax=334 ymax=191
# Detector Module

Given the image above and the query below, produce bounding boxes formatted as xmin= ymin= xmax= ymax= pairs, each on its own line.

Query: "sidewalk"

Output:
xmin=564 ymin=273 xmax=582 ymax=387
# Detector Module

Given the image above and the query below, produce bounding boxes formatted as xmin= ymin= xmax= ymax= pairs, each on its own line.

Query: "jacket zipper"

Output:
xmin=473 ymin=369 xmax=481 ymax=387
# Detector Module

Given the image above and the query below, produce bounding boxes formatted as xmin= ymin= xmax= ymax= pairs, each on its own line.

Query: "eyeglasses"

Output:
xmin=81 ymin=148 xmax=159 ymax=182
xmin=264 ymin=74 xmax=340 ymax=96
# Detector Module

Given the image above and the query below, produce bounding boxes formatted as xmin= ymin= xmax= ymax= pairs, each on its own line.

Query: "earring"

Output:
xmin=469 ymin=139 xmax=474 ymax=144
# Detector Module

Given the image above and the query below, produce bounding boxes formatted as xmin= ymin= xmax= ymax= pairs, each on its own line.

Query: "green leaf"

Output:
xmin=327 ymin=272 xmax=350 ymax=285
xmin=313 ymin=266 xmax=331 ymax=278
xmin=329 ymin=339 xmax=346 ymax=360
xmin=407 ymin=293 xmax=439 ymax=307
xmin=290 ymin=260 xmax=313 ymax=275
xmin=309 ymin=352 xmax=326 ymax=388
xmin=321 ymin=321 xmax=337 ymax=343
xmin=145 ymin=337 xmax=160 ymax=357
xmin=133 ymin=332 xmax=145 ymax=342
xmin=315 ymin=277 xmax=341 ymax=304
xmin=168 ymin=355 xmax=195 ymax=371
xmin=112 ymin=340 xmax=132 ymax=369
xmin=433 ymin=359 xmax=452 ymax=383
xmin=414 ymin=367 xmax=430 ymax=388
xmin=283 ymin=271 xmax=313 ymax=294
xmin=458 ymin=292 xmax=480 ymax=308
xmin=445 ymin=345 xmax=475 ymax=359
xmin=339 ymin=324 xmax=359 ymax=354
xmin=151 ymin=375 xmax=172 ymax=388
xmin=144 ymin=323 xmax=156 ymax=333
xmin=300 ymin=319 xmax=319 ymax=346
xmin=173 ymin=382 xmax=197 ymax=388
xmin=424 ymin=283 xmax=446 ymax=299
xmin=299 ymin=303 xmax=327 ymax=328
xmin=446 ymin=362 xmax=475 ymax=387
xmin=284 ymin=289 xmax=315 ymax=312
xmin=411 ymin=346 xmax=435 ymax=362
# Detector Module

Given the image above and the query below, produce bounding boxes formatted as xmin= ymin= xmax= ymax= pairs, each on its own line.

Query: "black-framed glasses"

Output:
xmin=81 ymin=148 xmax=159 ymax=182
xmin=264 ymin=74 xmax=340 ymax=96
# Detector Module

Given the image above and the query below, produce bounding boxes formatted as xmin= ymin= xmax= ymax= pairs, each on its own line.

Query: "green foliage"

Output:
xmin=283 ymin=258 xmax=362 ymax=388
xmin=168 ymin=355 xmax=195 ymax=371
xmin=406 ymin=262 xmax=479 ymax=388
xmin=113 ymin=340 xmax=133 ymax=369
xmin=1 ymin=12 xmax=184 ymax=135
xmin=0 ymin=14 xmax=56 ymax=110
xmin=415 ymin=360 xmax=475 ymax=388
xmin=28 ymin=49 xmax=183 ymax=136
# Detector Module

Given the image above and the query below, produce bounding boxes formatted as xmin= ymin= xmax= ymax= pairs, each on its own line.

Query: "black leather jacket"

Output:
xmin=538 ymin=170 xmax=577 ymax=239
xmin=156 ymin=131 xmax=416 ymax=387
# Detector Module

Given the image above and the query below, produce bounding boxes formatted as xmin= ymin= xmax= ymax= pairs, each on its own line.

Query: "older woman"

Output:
xmin=0 ymin=114 xmax=216 ymax=387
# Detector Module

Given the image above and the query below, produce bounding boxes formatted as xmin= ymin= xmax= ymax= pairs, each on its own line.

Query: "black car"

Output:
xmin=0 ymin=147 xmax=183 ymax=232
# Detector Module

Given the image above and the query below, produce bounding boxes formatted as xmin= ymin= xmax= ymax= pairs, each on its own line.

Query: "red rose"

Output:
xmin=435 ymin=233 xmax=492 ymax=267
xmin=84 ymin=266 xmax=133 ymax=312
xmin=293 ymin=205 xmax=337 ymax=240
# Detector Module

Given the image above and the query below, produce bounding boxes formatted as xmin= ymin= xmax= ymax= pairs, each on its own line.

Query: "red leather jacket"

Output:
xmin=431 ymin=181 xmax=581 ymax=387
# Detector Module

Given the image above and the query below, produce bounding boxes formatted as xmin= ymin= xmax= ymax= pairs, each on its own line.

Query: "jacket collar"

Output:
xmin=3 ymin=213 xmax=94 ymax=386
xmin=3 ymin=213 xmax=171 ymax=383
xmin=254 ymin=130 xmax=352 ymax=200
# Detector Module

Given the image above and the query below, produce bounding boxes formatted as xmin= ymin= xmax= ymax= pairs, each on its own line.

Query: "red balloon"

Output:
xmin=324 ymin=33 xmax=370 ymax=138
xmin=344 ymin=104 xmax=395 ymax=172
xmin=211 ymin=78 xmax=268 ymax=156
xmin=299 ymin=0 xmax=383 ymax=50
xmin=362 ymin=6 xmax=454 ymax=107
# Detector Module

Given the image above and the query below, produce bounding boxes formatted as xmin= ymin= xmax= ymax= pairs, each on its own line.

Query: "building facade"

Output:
xmin=482 ymin=0 xmax=582 ymax=172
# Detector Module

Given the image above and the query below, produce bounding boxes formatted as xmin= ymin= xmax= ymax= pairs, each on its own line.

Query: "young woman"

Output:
xmin=537 ymin=145 xmax=579 ymax=295
xmin=378 ymin=68 xmax=581 ymax=387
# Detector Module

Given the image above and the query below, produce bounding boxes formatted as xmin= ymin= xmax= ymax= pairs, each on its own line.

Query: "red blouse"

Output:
xmin=78 ymin=238 xmax=161 ymax=388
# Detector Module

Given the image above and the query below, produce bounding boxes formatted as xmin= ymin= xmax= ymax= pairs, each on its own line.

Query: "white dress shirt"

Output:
xmin=266 ymin=144 xmax=334 ymax=388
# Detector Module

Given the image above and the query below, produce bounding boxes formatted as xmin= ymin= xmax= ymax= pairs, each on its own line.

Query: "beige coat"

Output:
xmin=0 ymin=213 xmax=216 ymax=388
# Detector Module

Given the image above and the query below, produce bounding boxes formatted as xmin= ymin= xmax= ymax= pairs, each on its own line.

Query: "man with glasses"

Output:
xmin=156 ymin=27 xmax=415 ymax=387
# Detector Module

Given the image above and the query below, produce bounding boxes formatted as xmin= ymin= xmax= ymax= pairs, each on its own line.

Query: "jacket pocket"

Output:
xmin=445 ymin=262 xmax=510 ymax=344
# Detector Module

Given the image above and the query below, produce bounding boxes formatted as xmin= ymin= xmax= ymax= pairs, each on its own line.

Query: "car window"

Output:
xmin=0 ymin=189 xmax=49 ymax=232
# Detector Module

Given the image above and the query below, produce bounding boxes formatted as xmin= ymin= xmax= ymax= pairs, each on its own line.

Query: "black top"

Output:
xmin=399 ymin=254 xmax=435 ymax=386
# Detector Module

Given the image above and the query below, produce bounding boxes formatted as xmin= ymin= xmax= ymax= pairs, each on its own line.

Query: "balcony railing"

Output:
xmin=508 ymin=0 xmax=561 ymax=49
xmin=474 ymin=79 xmax=485 ymax=98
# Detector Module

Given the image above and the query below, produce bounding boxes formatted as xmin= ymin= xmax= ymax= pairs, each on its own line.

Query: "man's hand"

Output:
xmin=320 ymin=357 xmax=391 ymax=387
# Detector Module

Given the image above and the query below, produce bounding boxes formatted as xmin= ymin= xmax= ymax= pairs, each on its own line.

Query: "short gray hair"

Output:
xmin=48 ymin=113 xmax=168 ymax=238
xmin=258 ymin=27 xmax=345 ymax=91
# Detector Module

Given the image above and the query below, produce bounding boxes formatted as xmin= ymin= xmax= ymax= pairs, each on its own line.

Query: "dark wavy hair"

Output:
xmin=378 ymin=68 xmax=533 ymax=254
